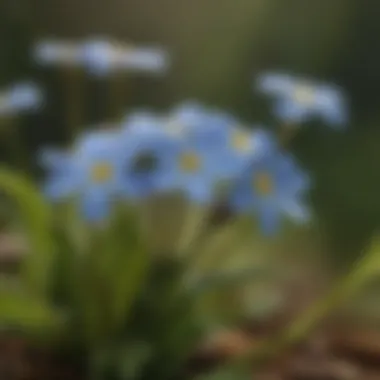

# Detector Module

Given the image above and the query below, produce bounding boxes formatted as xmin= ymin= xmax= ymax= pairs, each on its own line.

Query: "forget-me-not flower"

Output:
xmin=80 ymin=38 xmax=169 ymax=77
xmin=118 ymin=126 xmax=184 ymax=199
xmin=122 ymin=107 xmax=233 ymax=203
xmin=81 ymin=38 xmax=120 ymax=77
xmin=41 ymin=130 xmax=125 ymax=221
xmin=229 ymin=151 xmax=311 ymax=235
xmin=166 ymin=102 xmax=277 ymax=179
xmin=256 ymin=72 xmax=348 ymax=128
xmin=8 ymin=82 xmax=43 ymax=113
xmin=34 ymin=40 xmax=82 ymax=67
xmin=118 ymin=45 xmax=169 ymax=74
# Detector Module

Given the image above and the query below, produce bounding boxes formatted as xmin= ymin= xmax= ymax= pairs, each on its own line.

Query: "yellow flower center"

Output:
xmin=293 ymin=84 xmax=315 ymax=105
xmin=90 ymin=162 xmax=113 ymax=183
xmin=253 ymin=172 xmax=273 ymax=196
xmin=179 ymin=151 xmax=201 ymax=173
xmin=231 ymin=130 xmax=252 ymax=153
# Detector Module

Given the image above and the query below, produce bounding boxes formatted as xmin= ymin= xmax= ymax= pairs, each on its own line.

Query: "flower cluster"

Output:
xmin=34 ymin=38 xmax=169 ymax=77
xmin=41 ymin=101 xmax=311 ymax=235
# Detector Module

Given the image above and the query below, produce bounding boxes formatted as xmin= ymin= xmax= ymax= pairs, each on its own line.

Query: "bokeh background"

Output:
xmin=1 ymin=0 xmax=379 ymax=272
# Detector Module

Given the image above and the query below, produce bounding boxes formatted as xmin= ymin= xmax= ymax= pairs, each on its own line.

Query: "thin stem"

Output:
xmin=216 ymin=235 xmax=380 ymax=374
xmin=107 ymin=72 xmax=127 ymax=122
xmin=62 ymin=67 xmax=84 ymax=143
xmin=0 ymin=116 xmax=30 ymax=174
xmin=279 ymin=122 xmax=299 ymax=146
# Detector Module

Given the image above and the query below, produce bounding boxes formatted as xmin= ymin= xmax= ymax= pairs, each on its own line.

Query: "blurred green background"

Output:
xmin=0 ymin=0 xmax=380 ymax=271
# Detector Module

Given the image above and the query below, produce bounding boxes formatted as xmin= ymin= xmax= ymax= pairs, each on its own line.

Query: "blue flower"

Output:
xmin=8 ymin=82 xmax=43 ymax=113
xmin=256 ymin=72 xmax=348 ymax=128
xmin=34 ymin=40 xmax=82 ymax=67
xmin=80 ymin=38 xmax=168 ymax=77
xmin=203 ymin=117 xmax=277 ymax=180
xmin=163 ymin=136 xmax=229 ymax=203
xmin=41 ymin=130 xmax=125 ymax=221
xmin=162 ymin=101 xmax=213 ymax=140
xmin=119 ymin=46 xmax=169 ymax=74
xmin=81 ymin=38 xmax=119 ymax=77
xmin=122 ymin=107 xmax=230 ymax=203
xmin=163 ymin=102 xmax=278 ymax=185
xmin=117 ymin=127 xmax=183 ymax=199
xmin=229 ymin=151 xmax=311 ymax=235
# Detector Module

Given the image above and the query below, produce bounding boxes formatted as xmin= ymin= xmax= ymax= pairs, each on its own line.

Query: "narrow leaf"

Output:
xmin=0 ymin=167 xmax=54 ymax=298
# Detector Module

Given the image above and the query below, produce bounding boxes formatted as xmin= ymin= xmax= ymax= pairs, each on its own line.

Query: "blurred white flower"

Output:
xmin=8 ymin=82 xmax=43 ymax=112
xmin=34 ymin=40 xmax=82 ymax=67
xmin=0 ymin=92 xmax=12 ymax=116
xmin=34 ymin=37 xmax=170 ymax=75
xmin=118 ymin=46 xmax=169 ymax=74
xmin=81 ymin=38 xmax=119 ymax=77
xmin=0 ymin=82 xmax=44 ymax=116
xmin=81 ymin=37 xmax=169 ymax=77
xmin=256 ymin=71 xmax=348 ymax=128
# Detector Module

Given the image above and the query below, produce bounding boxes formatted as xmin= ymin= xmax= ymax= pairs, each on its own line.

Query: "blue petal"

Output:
xmin=80 ymin=189 xmax=111 ymax=221
xmin=273 ymin=99 xmax=310 ymax=124
xmin=81 ymin=39 xmax=113 ymax=77
xmin=256 ymin=72 xmax=295 ymax=96
xmin=122 ymin=111 xmax=161 ymax=133
xmin=38 ymin=148 xmax=70 ymax=170
xmin=279 ymin=198 xmax=311 ymax=224
xmin=43 ymin=176 xmax=78 ymax=201
xmin=184 ymin=179 xmax=213 ymax=204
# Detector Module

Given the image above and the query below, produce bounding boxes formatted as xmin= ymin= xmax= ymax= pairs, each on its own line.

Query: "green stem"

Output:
xmin=1 ymin=116 xmax=30 ymax=174
xmin=107 ymin=72 xmax=126 ymax=122
xmin=217 ymin=235 xmax=380 ymax=374
xmin=279 ymin=122 xmax=299 ymax=146
xmin=62 ymin=67 xmax=84 ymax=143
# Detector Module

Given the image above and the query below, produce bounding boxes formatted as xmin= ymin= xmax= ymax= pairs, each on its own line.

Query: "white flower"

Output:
xmin=118 ymin=46 xmax=169 ymax=74
xmin=34 ymin=40 xmax=82 ymax=67
xmin=8 ymin=82 xmax=43 ymax=112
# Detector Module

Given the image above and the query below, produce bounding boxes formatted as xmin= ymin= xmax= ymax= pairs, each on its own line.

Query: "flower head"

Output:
xmin=163 ymin=136 xmax=228 ymax=203
xmin=118 ymin=126 xmax=183 ymax=199
xmin=34 ymin=40 xmax=82 ymax=67
xmin=41 ymin=130 xmax=124 ymax=221
xmin=80 ymin=38 xmax=121 ymax=77
xmin=119 ymin=46 xmax=169 ymax=74
xmin=162 ymin=103 xmax=277 ymax=192
xmin=80 ymin=38 xmax=169 ymax=77
xmin=229 ymin=151 xmax=311 ymax=235
xmin=256 ymin=72 xmax=348 ymax=128
xmin=8 ymin=82 xmax=43 ymax=113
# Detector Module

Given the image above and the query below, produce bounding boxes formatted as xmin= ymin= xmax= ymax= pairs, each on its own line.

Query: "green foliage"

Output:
xmin=0 ymin=171 xmax=267 ymax=380
xmin=0 ymin=167 xmax=54 ymax=298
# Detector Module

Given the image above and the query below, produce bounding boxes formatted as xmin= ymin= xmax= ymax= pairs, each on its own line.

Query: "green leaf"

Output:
xmin=185 ymin=216 xmax=252 ymax=280
xmin=106 ymin=206 xmax=149 ymax=332
xmin=0 ymin=167 xmax=54 ymax=298
xmin=89 ymin=342 xmax=152 ymax=380
xmin=116 ymin=342 xmax=152 ymax=379
xmin=74 ymin=239 xmax=111 ymax=346
xmin=138 ymin=192 xmax=189 ymax=254
xmin=191 ymin=267 xmax=270 ymax=297
xmin=0 ymin=287 xmax=64 ymax=335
